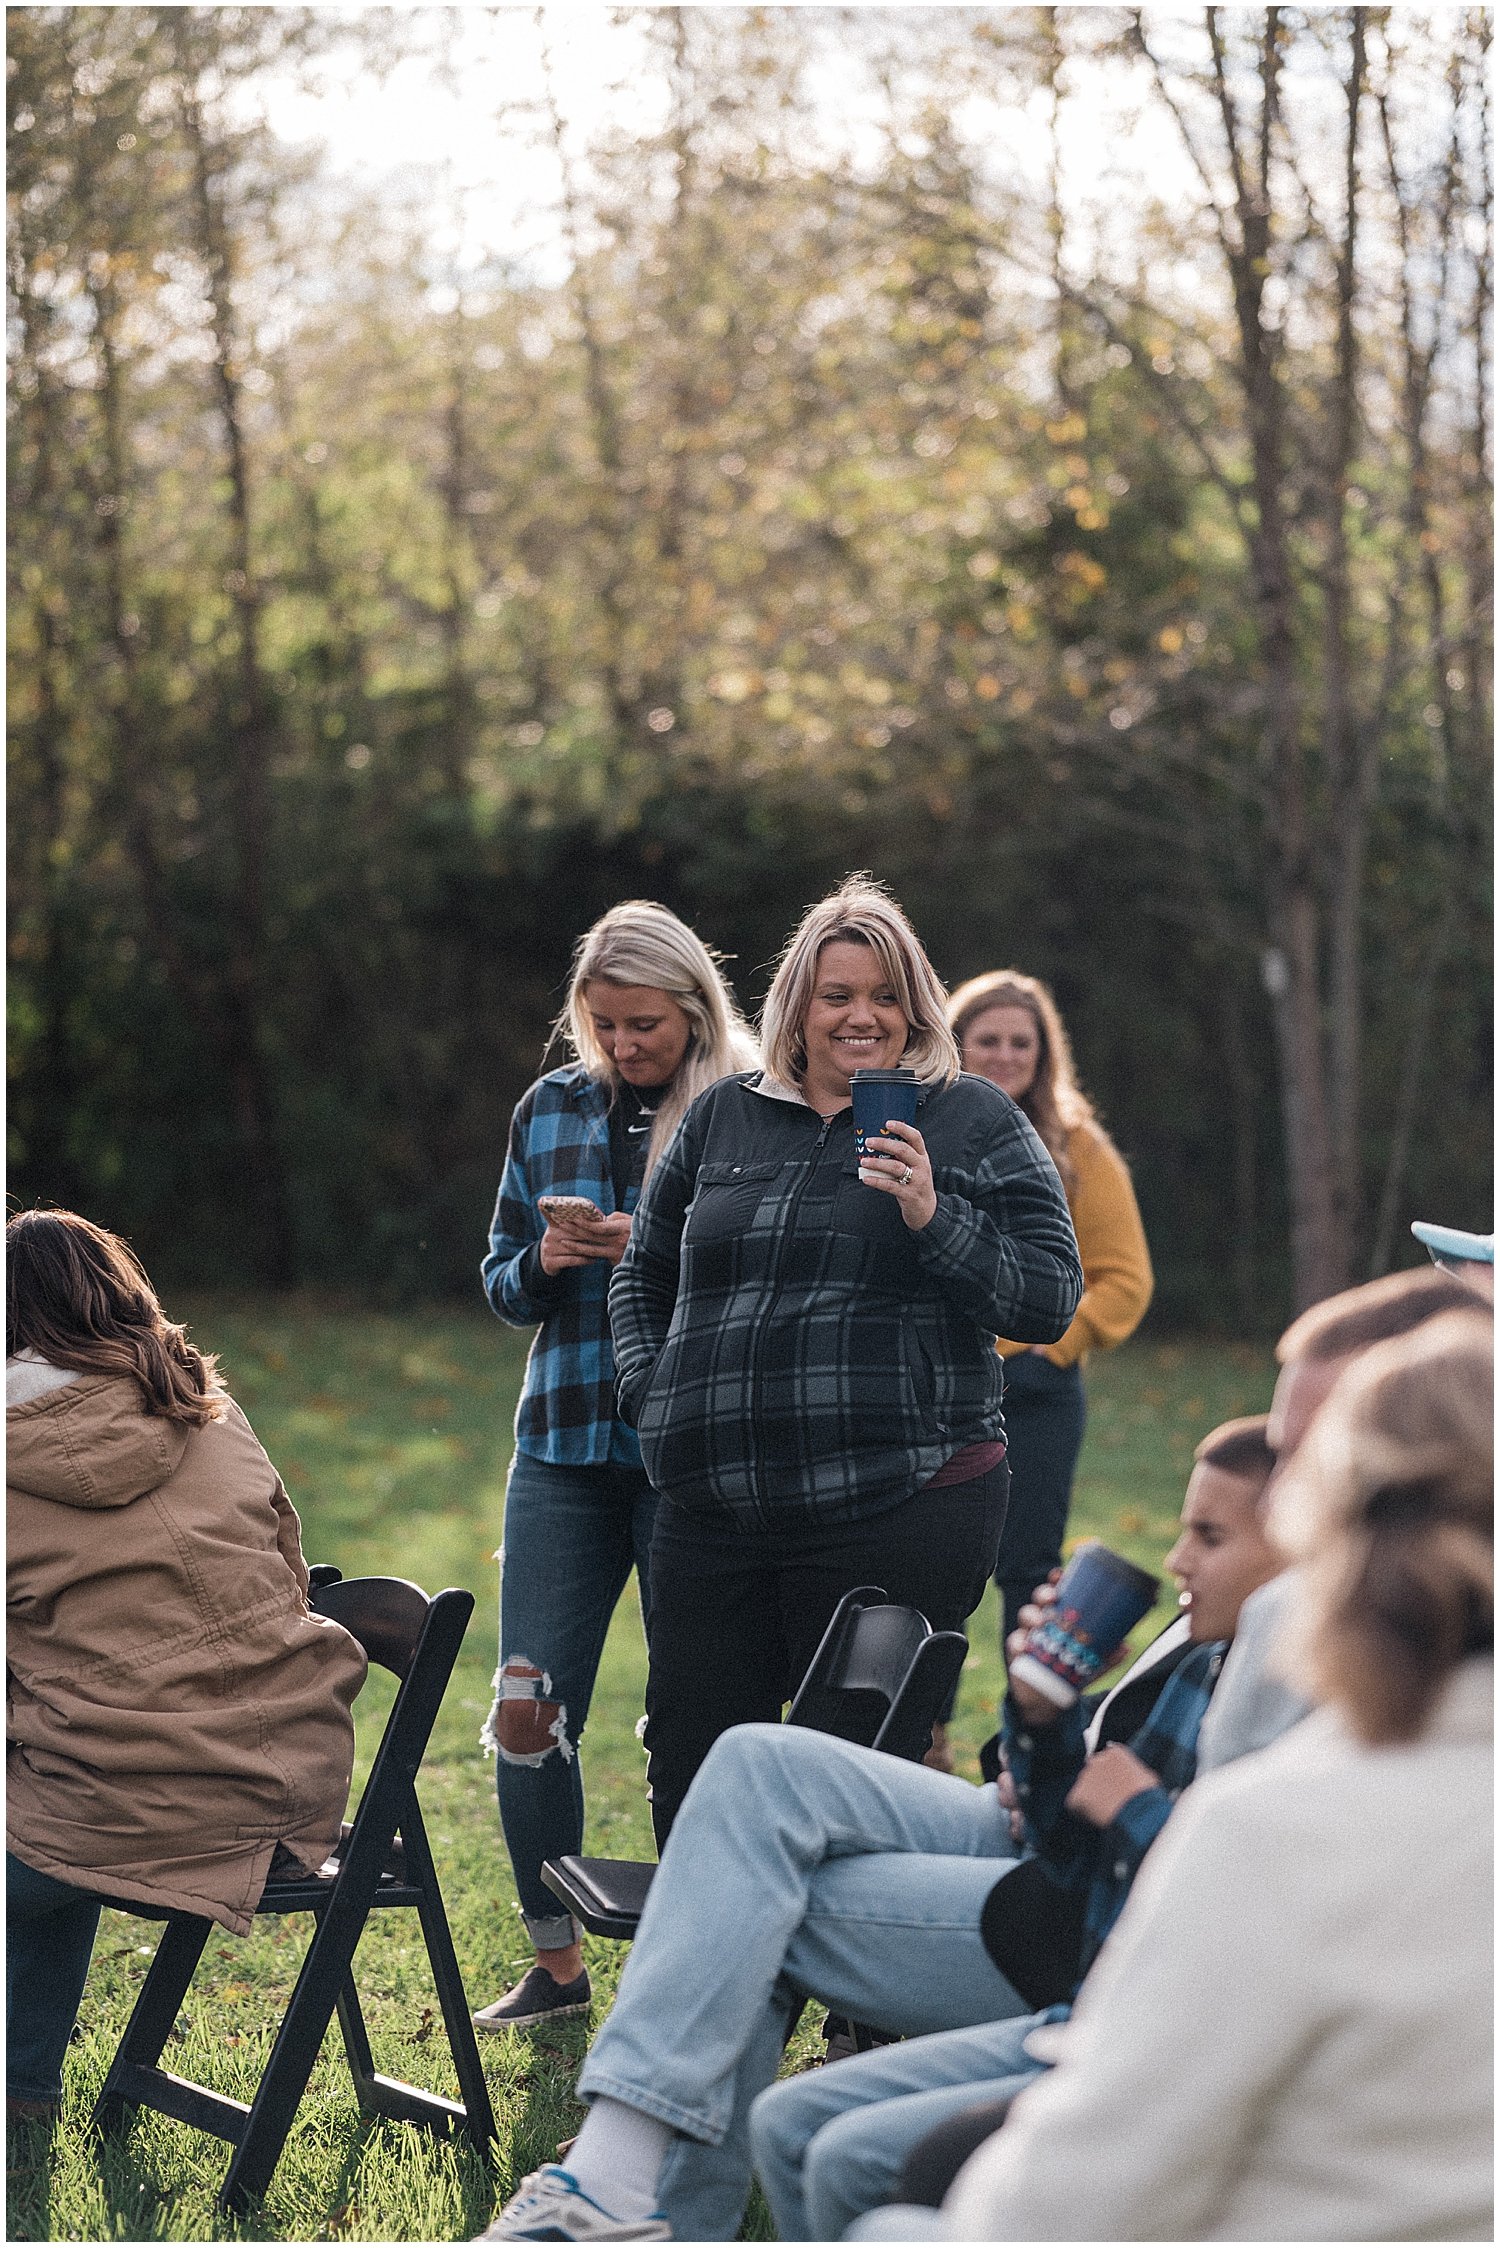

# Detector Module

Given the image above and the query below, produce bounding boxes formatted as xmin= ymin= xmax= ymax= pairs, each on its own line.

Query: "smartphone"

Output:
xmin=537 ymin=1194 xmax=607 ymax=1228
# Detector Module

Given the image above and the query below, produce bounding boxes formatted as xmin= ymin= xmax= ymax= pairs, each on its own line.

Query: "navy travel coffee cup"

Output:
xmin=1008 ymin=1542 xmax=1161 ymax=1710
xmin=851 ymin=1067 xmax=920 ymax=1179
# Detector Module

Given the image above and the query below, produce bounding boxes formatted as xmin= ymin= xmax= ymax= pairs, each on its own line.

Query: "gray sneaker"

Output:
xmin=473 ymin=1963 xmax=591 ymax=2032
xmin=479 ymin=2165 xmax=670 ymax=2240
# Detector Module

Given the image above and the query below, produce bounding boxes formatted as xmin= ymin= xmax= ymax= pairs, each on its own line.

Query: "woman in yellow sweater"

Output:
xmin=948 ymin=969 xmax=1153 ymax=1653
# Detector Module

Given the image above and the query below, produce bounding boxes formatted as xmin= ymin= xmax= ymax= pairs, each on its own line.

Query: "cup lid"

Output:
xmin=1411 ymin=1221 xmax=1494 ymax=1266
xmin=850 ymin=1066 xmax=919 ymax=1082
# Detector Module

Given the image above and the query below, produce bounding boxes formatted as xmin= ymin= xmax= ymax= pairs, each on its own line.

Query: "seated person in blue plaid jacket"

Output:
xmin=481 ymin=1415 xmax=1281 ymax=2243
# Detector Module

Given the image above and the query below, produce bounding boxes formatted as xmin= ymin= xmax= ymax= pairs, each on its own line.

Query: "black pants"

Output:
xmin=992 ymin=1354 xmax=1087 ymax=1647
xmin=643 ymin=1460 xmax=1009 ymax=1848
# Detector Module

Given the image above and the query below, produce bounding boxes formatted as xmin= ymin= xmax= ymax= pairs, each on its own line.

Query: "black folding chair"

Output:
xmin=541 ymin=1586 xmax=967 ymax=1942
xmin=91 ymin=1569 xmax=497 ymax=2213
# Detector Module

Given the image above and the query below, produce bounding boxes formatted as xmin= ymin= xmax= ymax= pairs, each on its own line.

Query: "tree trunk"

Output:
xmin=1212 ymin=8 xmax=1347 ymax=1307
xmin=1322 ymin=14 xmax=1366 ymax=1271
xmin=175 ymin=23 xmax=297 ymax=1286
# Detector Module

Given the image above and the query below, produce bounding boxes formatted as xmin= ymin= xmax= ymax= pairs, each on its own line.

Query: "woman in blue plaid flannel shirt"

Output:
xmin=476 ymin=903 xmax=757 ymax=2030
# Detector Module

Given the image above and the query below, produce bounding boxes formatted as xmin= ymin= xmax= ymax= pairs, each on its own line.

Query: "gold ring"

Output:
xmin=901 ymin=1165 xmax=914 ymax=1185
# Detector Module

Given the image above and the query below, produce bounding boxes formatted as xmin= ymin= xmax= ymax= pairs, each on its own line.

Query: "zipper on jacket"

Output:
xmin=747 ymin=1108 xmax=840 ymax=1521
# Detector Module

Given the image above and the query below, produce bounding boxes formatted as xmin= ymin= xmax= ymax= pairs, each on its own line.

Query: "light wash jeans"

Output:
xmin=577 ymin=1724 xmax=1027 ymax=2240
xmin=750 ymin=2012 xmax=1052 ymax=2241
xmin=486 ymin=1448 xmax=656 ymax=1948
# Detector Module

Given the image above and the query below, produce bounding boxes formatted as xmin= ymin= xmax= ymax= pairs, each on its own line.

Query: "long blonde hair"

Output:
xmin=555 ymin=901 xmax=758 ymax=1175
xmin=947 ymin=969 xmax=1096 ymax=1191
xmin=759 ymin=875 xmax=961 ymax=1092
xmin=1270 ymin=1309 xmax=1493 ymax=1744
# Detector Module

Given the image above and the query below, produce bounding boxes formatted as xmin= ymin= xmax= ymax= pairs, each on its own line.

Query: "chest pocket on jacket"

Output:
xmin=684 ymin=1160 xmax=784 ymax=1244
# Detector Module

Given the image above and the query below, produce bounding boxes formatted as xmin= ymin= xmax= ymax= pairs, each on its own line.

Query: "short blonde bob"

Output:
xmin=557 ymin=901 xmax=759 ymax=1175
xmin=759 ymin=874 xmax=960 ymax=1091
xmin=1270 ymin=1308 xmax=1493 ymax=1745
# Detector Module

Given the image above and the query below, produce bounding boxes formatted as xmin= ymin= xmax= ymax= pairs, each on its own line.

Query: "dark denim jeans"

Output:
xmin=487 ymin=1449 xmax=656 ymax=1948
xmin=993 ymin=1353 xmax=1088 ymax=1645
xmin=7 ymin=1852 xmax=102 ymax=2104
xmin=643 ymin=1459 xmax=1009 ymax=1847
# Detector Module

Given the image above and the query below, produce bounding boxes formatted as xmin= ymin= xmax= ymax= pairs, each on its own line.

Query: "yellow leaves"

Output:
xmin=974 ymin=673 xmax=1002 ymax=700
xmin=1045 ymin=411 xmax=1088 ymax=445
xmin=1004 ymin=600 xmax=1034 ymax=637
xmin=1157 ymin=625 xmax=1185 ymax=653
xmin=1056 ymin=552 xmax=1107 ymax=592
xmin=966 ymin=548 xmax=1001 ymax=579
xmin=1074 ymin=506 xmax=1108 ymax=531
xmin=707 ymin=668 xmax=758 ymax=704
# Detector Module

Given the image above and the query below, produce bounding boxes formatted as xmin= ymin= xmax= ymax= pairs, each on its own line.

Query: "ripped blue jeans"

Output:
xmin=484 ymin=1449 xmax=656 ymax=1949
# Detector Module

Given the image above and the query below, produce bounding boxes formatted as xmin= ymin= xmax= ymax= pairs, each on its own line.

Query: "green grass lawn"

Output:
xmin=8 ymin=1299 xmax=1273 ymax=2243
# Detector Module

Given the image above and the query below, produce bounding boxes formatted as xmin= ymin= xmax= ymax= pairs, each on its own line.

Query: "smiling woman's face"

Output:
xmin=962 ymin=1003 xmax=1042 ymax=1104
xmin=799 ymin=939 xmax=910 ymax=1109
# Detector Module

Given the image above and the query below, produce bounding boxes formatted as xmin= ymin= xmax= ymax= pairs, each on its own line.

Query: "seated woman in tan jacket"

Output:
xmin=6 ymin=1209 xmax=368 ymax=2122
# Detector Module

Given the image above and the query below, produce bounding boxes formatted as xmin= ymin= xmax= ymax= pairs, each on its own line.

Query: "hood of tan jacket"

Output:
xmin=7 ymin=1372 xmax=191 ymax=1508
xmin=7 ymin=1375 xmax=366 ymax=1933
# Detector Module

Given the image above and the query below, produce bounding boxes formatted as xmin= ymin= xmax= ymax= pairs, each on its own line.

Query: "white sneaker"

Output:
xmin=479 ymin=2165 xmax=672 ymax=2241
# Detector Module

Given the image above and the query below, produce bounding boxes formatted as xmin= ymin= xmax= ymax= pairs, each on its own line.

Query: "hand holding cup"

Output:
xmin=860 ymin=1119 xmax=937 ymax=1230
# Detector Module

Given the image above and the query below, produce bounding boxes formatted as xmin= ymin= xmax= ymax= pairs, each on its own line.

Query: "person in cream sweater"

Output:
xmin=932 ymin=1308 xmax=1492 ymax=2243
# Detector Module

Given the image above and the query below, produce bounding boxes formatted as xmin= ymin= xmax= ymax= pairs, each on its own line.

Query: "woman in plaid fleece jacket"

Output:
xmin=610 ymin=878 xmax=1082 ymax=1843
xmin=476 ymin=903 xmax=756 ymax=2030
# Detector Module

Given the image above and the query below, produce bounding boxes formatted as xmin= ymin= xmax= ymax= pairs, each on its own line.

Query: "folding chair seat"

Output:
xmin=91 ymin=1568 xmax=497 ymax=2213
xmin=541 ymin=1586 xmax=967 ymax=1942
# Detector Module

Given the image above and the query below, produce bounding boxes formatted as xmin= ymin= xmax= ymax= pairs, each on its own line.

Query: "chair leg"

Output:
xmin=334 ymin=1975 xmax=380 ymax=2111
xmin=400 ymin=1803 xmax=497 ymax=2153
xmin=218 ymin=1898 xmax=367 ymax=2212
xmin=93 ymin=1916 xmax=213 ymax=2136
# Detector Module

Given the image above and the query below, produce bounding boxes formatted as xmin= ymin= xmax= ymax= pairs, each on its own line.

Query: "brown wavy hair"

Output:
xmin=6 ymin=1209 xmax=226 ymax=1427
xmin=1270 ymin=1309 xmax=1493 ymax=1744
xmin=946 ymin=969 xmax=1097 ymax=1193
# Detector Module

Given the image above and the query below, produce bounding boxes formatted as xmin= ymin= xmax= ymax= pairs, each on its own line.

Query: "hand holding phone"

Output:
xmin=537 ymin=1196 xmax=632 ymax=1274
xmin=538 ymin=1195 xmax=607 ymax=1230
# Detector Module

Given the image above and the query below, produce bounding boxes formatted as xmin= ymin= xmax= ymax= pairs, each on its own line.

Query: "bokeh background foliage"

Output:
xmin=7 ymin=6 xmax=1491 ymax=1324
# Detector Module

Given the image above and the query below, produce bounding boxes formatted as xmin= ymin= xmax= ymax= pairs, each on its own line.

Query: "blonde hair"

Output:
xmin=555 ymin=901 xmax=758 ymax=1174
xmin=947 ymin=969 xmax=1096 ymax=1191
xmin=759 ymin=875 xmax=960 ymax=1092
xmin=1270 ymin=1309 xmax=1493 ymax=1744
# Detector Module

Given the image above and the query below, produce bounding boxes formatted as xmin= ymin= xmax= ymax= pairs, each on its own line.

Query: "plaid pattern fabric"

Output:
xmin=1005 ymin=1639 xmax=1226 ymax=1987
xmin=482 ymin=1066 xmax=641 ymax=1467
xmin=608 ymin=1070 xmax=1082 ymax=1526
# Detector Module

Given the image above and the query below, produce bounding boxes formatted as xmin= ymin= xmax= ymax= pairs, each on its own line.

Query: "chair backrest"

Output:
xmin=308 ymin=1572 xmax=474 ymax=1872
xmin=786 ymin=1585 xmax=967 ymax=1759
xmin=311 ymin=1573 xmax=434 ymax=1679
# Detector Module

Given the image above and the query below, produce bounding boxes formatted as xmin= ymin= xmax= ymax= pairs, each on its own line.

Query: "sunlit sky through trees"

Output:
xmin=244 ymin=8 xmax=1215 ymax=285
